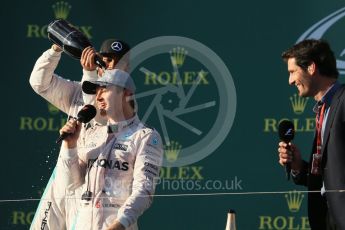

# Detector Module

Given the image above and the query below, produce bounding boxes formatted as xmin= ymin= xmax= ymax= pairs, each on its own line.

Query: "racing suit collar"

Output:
xmin=107 ymin=115 xmax=139 ymax=133
xmin=87 ymin=118 xmax=107 ymax=129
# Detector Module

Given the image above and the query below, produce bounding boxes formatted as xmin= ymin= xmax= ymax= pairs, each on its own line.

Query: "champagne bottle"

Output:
xmin=225 ymin=209 xmax=237 ymax=230
xmin=47 ymin=19 xmax=105 ymax=68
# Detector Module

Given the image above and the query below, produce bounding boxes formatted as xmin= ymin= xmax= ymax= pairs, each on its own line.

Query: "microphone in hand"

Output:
xmin=278 ymin=120 xmax=295 ymax=180
xmin=56 ymin=104 xmax=96 ymax=144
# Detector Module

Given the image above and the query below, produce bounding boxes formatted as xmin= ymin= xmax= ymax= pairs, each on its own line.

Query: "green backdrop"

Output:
xmin=1 ymin=0 xmax=345 ymax=229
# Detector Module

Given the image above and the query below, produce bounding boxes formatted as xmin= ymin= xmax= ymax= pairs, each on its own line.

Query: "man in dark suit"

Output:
xmin=278 ymin=39 xmax=345 ymax=230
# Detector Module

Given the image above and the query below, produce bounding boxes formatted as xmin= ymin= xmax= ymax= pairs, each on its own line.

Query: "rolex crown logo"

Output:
xmin=285 ymin=190 xmax=304 ymax=212
xmin=170 ymin=47 xmax=188 ymax=68
xmin=48 ymin=103 xmax=60 ymax=115
xmin=164 ymin=141 xmax=182 ymax=162
xmin=290 ymin=94 xmax=308 ymax=115
xmin=52 ymin=1 xmax=72 ymax=20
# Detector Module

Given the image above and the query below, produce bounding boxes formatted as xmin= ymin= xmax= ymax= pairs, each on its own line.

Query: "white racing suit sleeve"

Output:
xmin=29 ymin=48 xmax=88 ymax=114
xmin=116 ymin=130 xmax=163 ymax=228
xmin=56 ymin=146 xmax=86 ymax=190
xmin=81 ymin=68 xmax=98 ymax=82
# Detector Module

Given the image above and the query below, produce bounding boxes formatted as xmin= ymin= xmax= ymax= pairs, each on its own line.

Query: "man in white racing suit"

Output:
xmin=30 ymin=39 xmax=131 ymax=230
xmin=57 ymin=69 xmax=163 ymax=230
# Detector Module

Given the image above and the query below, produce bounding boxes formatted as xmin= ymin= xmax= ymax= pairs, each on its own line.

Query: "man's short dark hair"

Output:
xmin=281 ymin=39 xmax=339 ymax=78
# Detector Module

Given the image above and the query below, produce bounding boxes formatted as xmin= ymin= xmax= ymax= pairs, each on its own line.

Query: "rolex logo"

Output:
xmin=164 ymin=141 xmax=182 ymax=162
xmin=170 ymin=47 xmax=188 ymax=68
xmin=47 ymin=103 xmax=60 ymax=115
xmin=52 ymin=1 xmax=72 ymax=19
xmin=290 ymin=94 xmax=308 ymax=115
xmin=285 ymin=190 xmax=304 ymax=212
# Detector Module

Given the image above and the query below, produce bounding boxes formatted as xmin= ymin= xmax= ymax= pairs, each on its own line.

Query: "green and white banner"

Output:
xmin=1 ymin=0 xmax=345 ymax=229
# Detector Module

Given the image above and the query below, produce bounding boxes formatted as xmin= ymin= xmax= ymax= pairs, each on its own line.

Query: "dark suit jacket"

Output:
xmin=293 ymin=85 xmax=345 ymax=230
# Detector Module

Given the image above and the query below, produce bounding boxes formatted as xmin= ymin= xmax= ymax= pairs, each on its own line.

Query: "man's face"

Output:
xmin=97 ymin=55 xmax=117 ymax=76
xmin=287 ymin=58 xmax=314 ymax=97
xmin=95 ymin=85 xmax=124 ymax=118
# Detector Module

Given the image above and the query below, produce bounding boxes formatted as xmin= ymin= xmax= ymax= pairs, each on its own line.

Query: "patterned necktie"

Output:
xmin=311 ymin=102 xmax=326 ymax=175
